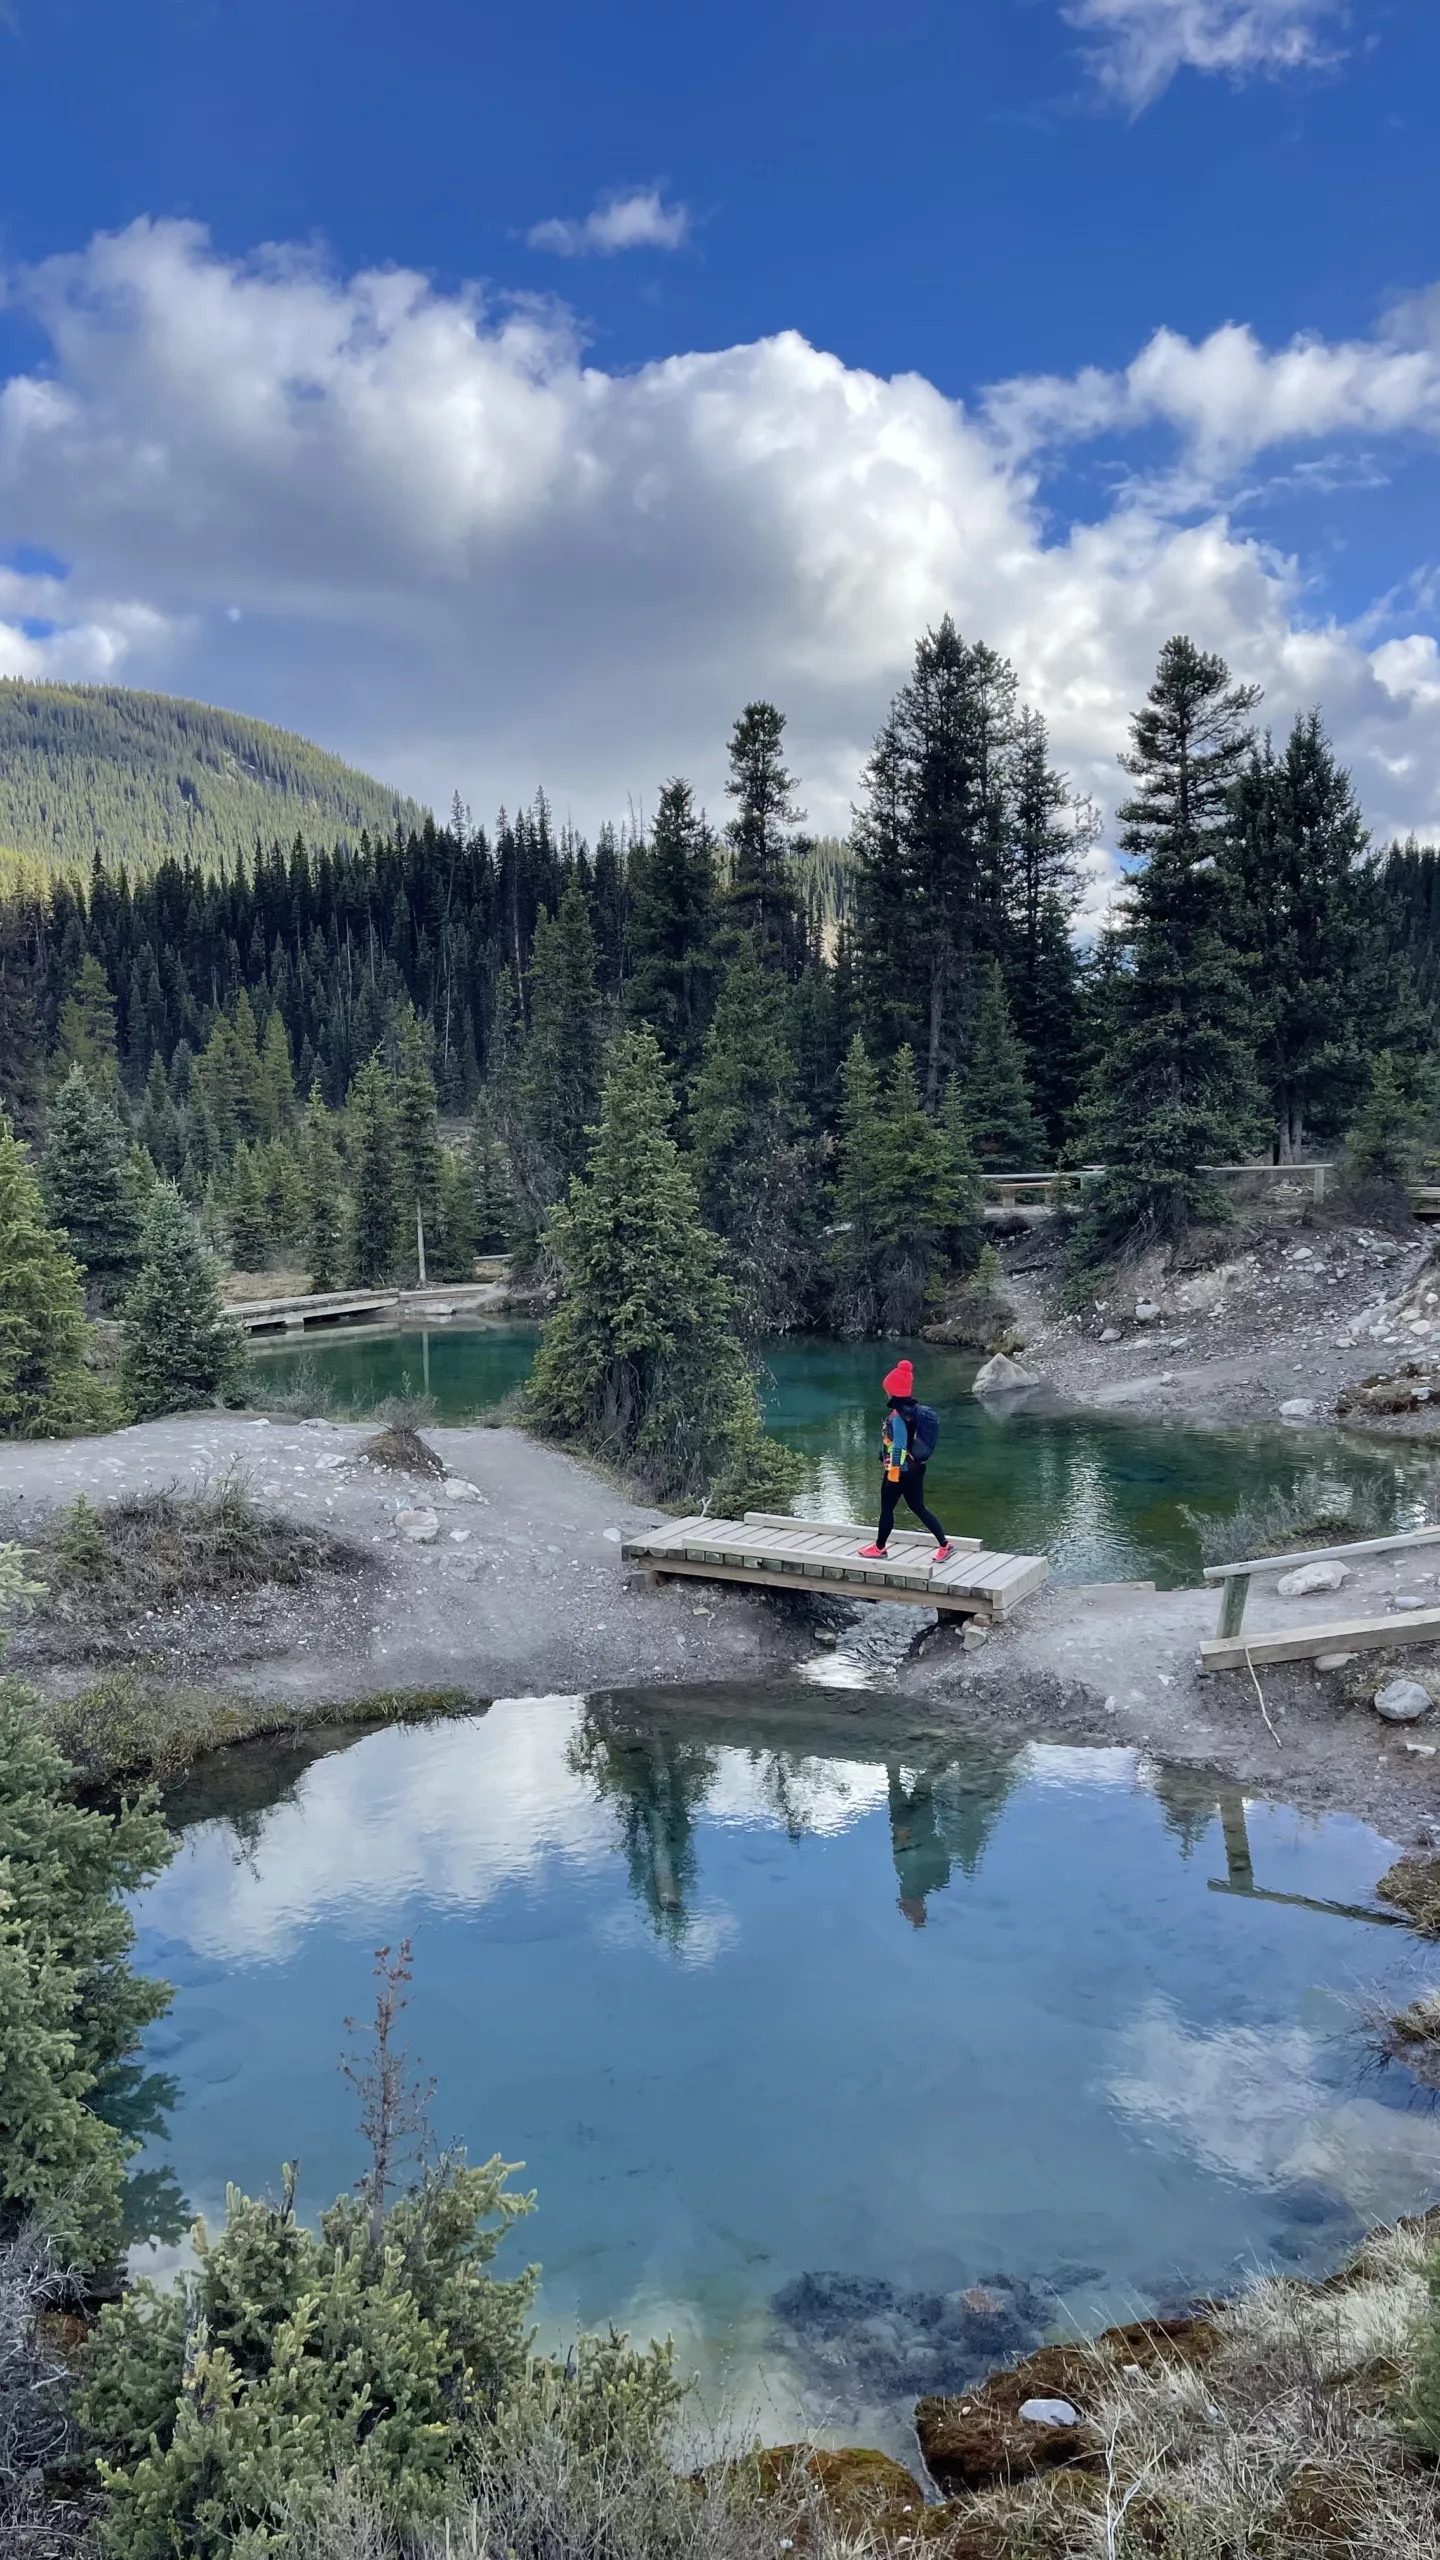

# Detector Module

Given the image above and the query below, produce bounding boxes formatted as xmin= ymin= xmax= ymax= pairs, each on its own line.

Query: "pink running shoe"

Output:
xmin=857 ymin=1543 xmax=888 ymax=1559
xmin=934 ymin=1541 xmax=955 ymax=1563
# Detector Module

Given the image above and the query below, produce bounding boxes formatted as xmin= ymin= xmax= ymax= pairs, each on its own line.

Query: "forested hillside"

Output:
xmin=0 ymin=681 xmax=423 ymax=875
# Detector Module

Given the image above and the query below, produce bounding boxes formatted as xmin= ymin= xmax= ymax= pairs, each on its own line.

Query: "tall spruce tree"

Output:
xmin=1225 ymin=712 xmax=1388 ymax=1159
xmin=1077 ymin=637 xmax=1262 ymax=1255
xmin=0 ymin=1116 xmax=117 ymax=1436
xmin=625 ymin=780 xmax=718 ymax=1077
xmin=258 ymin=1007 xmax=297 ymax=1138
xmin=688 ymin=938 xmax=810 ymax=1334
xmin=854 ymin=620 xmax=1019 ymax=1106
xmin=138 ymin=1056 xmax=183 ymax=1177
xmin=55 ymin=953 xmax=120 ymax=1087
xmin=393 ymin=1008 xmax=443 ymax=1280
xmin=961 ymin=963 xmax=1046 ymax=1167
xmin=522 ymin=871 xmax=605 ymax=1198
xmin=939 ymin=1075 xmax=987 ymax=1272
xmin=0 ymin=903 xmax=47 ymax=1144
xmin=302 ymin=1090 xmax=345 ymax=1293
xmin=526 ymin=1029 xmax=799 ymax=1509
xmin=828 ymin=1037 xmax=951 ymax=1333
xmin=348 ymin=1055 xmax=400 ymax=1287
xmin=429 ymin=1147 xmax=479 ymax=1281
xmin=722 ymin=702 xmax=806 ymax=975
xmin=41 ymin=1066 xmax=145 ymax=1306
xmin=1004 ymin=708 xmax=1087 ymax=1146
xmin=225 ymin=1142 xmax=272 ymax=1272
xmin=119 ymin=1183 xmax=244 ymax=1418
xmin=466 ymin=1090 xmax=516 ymax=1252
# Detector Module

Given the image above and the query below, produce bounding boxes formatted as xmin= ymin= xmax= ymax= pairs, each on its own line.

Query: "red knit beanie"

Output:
xmin=883 ymin=1360 xmax=914 ymax=1398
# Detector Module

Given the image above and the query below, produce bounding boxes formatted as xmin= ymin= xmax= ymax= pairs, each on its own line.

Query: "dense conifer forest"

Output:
xmin=2 ymin=624 xmax=1439 ymax=1458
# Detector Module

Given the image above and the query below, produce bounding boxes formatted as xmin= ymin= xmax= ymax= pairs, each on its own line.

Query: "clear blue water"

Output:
xmin=251 ymin=1320 xmax=1419 ymax=1587
xmin=130 ymin=1690 xmax=1440 ymax=2450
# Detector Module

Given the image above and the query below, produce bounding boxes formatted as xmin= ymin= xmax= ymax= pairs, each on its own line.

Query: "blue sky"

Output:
xmin=0 ymin=0 xmax=1437 ymax=886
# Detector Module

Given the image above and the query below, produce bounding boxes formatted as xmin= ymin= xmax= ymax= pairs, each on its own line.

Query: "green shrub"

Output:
xmin=0 ymin=1688 xmax=173 ymax=2266
xmin=77 ymin=2156 xmax=538 ymax=2557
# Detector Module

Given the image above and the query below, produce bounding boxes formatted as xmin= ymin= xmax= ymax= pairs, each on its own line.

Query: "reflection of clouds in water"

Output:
xmin=138 ymin=1696 xmax=611 ymax=1965
xmin=705 ymin=1756 xmax=888 ymax=1837
xmin=1108 ymin=2000 xmax=1440 ymax=2221
xmin=1022 ymin=1743 xmax=1139 ymax=1791
xmin=597 ymin=1897 xmax=742 ymax=1972
xmin=796 ymin=1458 xmax=863 ymax=1522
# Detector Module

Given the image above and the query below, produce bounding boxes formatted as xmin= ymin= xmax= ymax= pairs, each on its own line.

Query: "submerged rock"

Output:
xmin=1279 ymin=1397 xmax=1318 ymax=1421
xmin=972 ymin=1352 xmax=1041 ymax=1398
xmin=770 ymin=2266 xmax=1058 ymax=2411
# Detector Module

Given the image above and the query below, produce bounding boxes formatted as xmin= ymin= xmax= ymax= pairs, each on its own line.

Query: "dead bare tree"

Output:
xmin=341 ymin=1941 xmax=436 ymax=2252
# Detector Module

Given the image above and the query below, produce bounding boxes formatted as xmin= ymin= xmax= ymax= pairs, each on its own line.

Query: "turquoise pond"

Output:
xmin=251 ymin=1318 xmax=1427 ymax=1587
xmin=130 ymin=1690 xmax=1440 ymax=2451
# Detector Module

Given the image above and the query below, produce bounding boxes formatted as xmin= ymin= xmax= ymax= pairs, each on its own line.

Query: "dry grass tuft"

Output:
xmin=358 ymin=1423 xmax=445 ymax=1477
xmin=1377 ymin=1856 xmax=1440 ymax=1937
xmin=27 ymin=1479 xmax=367 ymax=1641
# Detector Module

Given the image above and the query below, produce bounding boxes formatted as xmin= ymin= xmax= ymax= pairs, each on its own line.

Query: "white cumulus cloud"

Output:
xmin=1 ymin=216 xmax=1439 ymax=873
xmin=526 ymin=187 xmax=690 ymax=257
xmin=1063 ymin=0 xmax=1346 ymax=111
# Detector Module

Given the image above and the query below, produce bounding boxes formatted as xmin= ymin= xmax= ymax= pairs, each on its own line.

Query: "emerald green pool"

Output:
xmin=251 ymin=1320 xmax=1417 ymax=1587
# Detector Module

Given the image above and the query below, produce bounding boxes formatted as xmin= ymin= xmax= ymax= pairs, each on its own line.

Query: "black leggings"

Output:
xmin=876 ymin=1464 xmax=946 ymax=1549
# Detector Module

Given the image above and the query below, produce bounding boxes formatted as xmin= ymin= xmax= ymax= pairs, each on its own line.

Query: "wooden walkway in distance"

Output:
xmin=622 ymin=1511 xmax=1048 ymax=1622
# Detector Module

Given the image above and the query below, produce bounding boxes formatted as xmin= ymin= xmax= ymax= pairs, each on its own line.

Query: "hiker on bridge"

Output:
xmin=859 ymin=1360 xmax=954 ymax=1563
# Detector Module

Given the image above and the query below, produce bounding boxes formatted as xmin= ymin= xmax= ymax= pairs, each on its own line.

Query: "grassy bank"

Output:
xmin=34 ymin=1675 xmax=480 ymax=1790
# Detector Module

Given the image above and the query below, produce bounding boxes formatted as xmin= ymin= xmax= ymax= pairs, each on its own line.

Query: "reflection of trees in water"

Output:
xmin=569 ymin=1723 xmax=720 ymax=1945
xmin=888 ymin=1742 xmax=1019 ymax=1928
xmin=571 ymin=1705 xmax=1020 ymax=1944
xmin=91 ymin=2057 xmax=190 ymax=2244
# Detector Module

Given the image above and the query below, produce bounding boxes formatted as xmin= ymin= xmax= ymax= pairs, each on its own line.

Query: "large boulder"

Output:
xmin=1275 ymin=1562 xmax=1347 ymax=1598
xmin=1374 ymin=1677 xmax=1432 ymax=1724
xmin=972 ymin=1352 xmax=1042 ymax=1398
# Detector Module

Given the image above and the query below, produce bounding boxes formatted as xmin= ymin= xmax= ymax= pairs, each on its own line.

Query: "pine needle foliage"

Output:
xmin=0 ymin=1688 xmax=173 ymax=2266
xmin=0 ymin=1115 xmax=118 ymax=1436
xmin=688 ymin=937 xmax=811 ymax=1335
xmin=347 ymin=1057 xmax=400 ymax=1288
xmin=828 ymin=1037 xmax=952 ymax=1333
xmin=527 ymin=1031 xmax=800 ymax=1509
xmin=40 ymin=1065 xmax=145 ymax=1306
xmin=1076 ymin=635 xmax=1262 ymax=1259
xmin=119 ymin=1182 xmax=245 ymax=1418
xmin=960 ymin=961 xmax=1045 ymax=1167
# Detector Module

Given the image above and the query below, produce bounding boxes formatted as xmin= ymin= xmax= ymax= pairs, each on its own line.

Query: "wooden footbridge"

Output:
xmin=622 ymin=1512 xmax=1048 ymax=1623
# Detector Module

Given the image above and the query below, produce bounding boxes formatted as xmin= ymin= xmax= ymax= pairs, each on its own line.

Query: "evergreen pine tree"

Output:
xmin=522 ymin=871 xmax=605 ymax=1197
xmin=229 ymin=990 xmax=268 ymax=1136
xmin=119 ymin=1183 xmax=245 ymax=1418
xmin=225 ymin=1141 xmax=272 ymax=1272
xmin=138 ymin=1055 xmax=182 ymax=1177
xmin=393 ymin=1009 xmax=443 ymax=1279
xmin=348 ymin=1055 xmax=400 ymax=1286
xmin=1004 ymin=706 xmax=1088 ymax=1145
xmin=41 ymin=1066 xmax=146 ymax=1307
xmin=55 ymin=953 xmax=120 ymax=1087
xmin=1226 ymin=712 xmax=1389 ymax=1159
xmin=940 ymin=1075 xmax=986 ymax=1272
xmin=429 ymin=1147 xmax=479 ymax=1281
xmin=258 ymin=1007 xmax=297 ymax=1138
xmin=829 ymin=1038 xmax=952 ymax=1332
xmin=301 ymin=1090 xmax=345 ymax=1293
xmin=722 ymin=701 xmax=806 ymax=974
xmin=0 ymin=1115 xmax=118 ymax=1436
xmin=260 ymin=1139 xmax=307 ymax=1255
xmin=0 ymin=903 xmax=47 ymax=1144
xmin=1346 ymin=1054 xmax=1418 ymax=1188
xmin=688 ymin=938 xmax=810 ymax=1335
xmin=829 ymin=1035 xmax=889 ymax=1334
xmin=527 ymin=1030 xmax=799 ymax=1509
xmin=962 ymin=962 xmax=1046 ymax=1167
xmin=1077 ymin=636 xmax=1262 ymax=1256
xmin=625 ymin=780 xmax=719 ymax=1076
xmin=466 ymin=1091 xmax=517 ymax=1252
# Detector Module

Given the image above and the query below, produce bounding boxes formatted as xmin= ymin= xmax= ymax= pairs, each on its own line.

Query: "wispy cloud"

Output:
xmin=1063 ymin=0 xmax=1346 ymax=112
xmin=526 ymin=187 xmax=690 ymax=258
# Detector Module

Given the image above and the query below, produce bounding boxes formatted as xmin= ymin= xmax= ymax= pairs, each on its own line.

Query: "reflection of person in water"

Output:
xmin=887 ymin=1766 xmax=952 ymax=1927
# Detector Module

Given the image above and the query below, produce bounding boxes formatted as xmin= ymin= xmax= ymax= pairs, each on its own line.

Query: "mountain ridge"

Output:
xmin=0 ymin=679 xmax=427 ymax=875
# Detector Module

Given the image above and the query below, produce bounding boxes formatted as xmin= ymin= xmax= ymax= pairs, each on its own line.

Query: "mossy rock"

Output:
xmin=915 ymin=2315 xmax=1220 ymax=2496
xmin=736 ymin=2445 xmax=960 ymax=2549
xmin=1376 ymin=1856 xmax=1440 ymax=1936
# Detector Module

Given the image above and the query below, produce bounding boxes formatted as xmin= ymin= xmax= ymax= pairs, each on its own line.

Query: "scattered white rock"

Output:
xmin=448 ymin=1529 xmax=470 ymax=1543
xmin=603 ymin=1526 xmax=624 ymax=1543
xmin=314 ymin=1453 xmax=347 ymax=1472
xmin=1019 ymin=2398 xmax=1080 ymax=2428
xmin=1374 ymin=1678 xmax=1432 ymax=1724
xmin=1279 ymin=1398 xmax=1317 ymax=1421
xmin=1134 ymin=1301 xmax=1161 ymax=1323
xmin=1100 ymin=1327 xmax=1121 ymax=1343
xmin=1404 ymin=1741 xmax=1438 ymax=1757
xmin=1393 ymin=1595 xmax=1428 ymax=1612
xmin=1316 ymin=1653 xmax=1356 ymax=1672
xmin=972 ymin=1352 xmax=1041 ymax=1397
xmin=442 ymin=1478 xmax=483 ymax=1502
xmin=1276 ymin=1562 xmax=1348 ymax=1598
xmin=395 ymin=1506 xmax=440 ymax=1544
